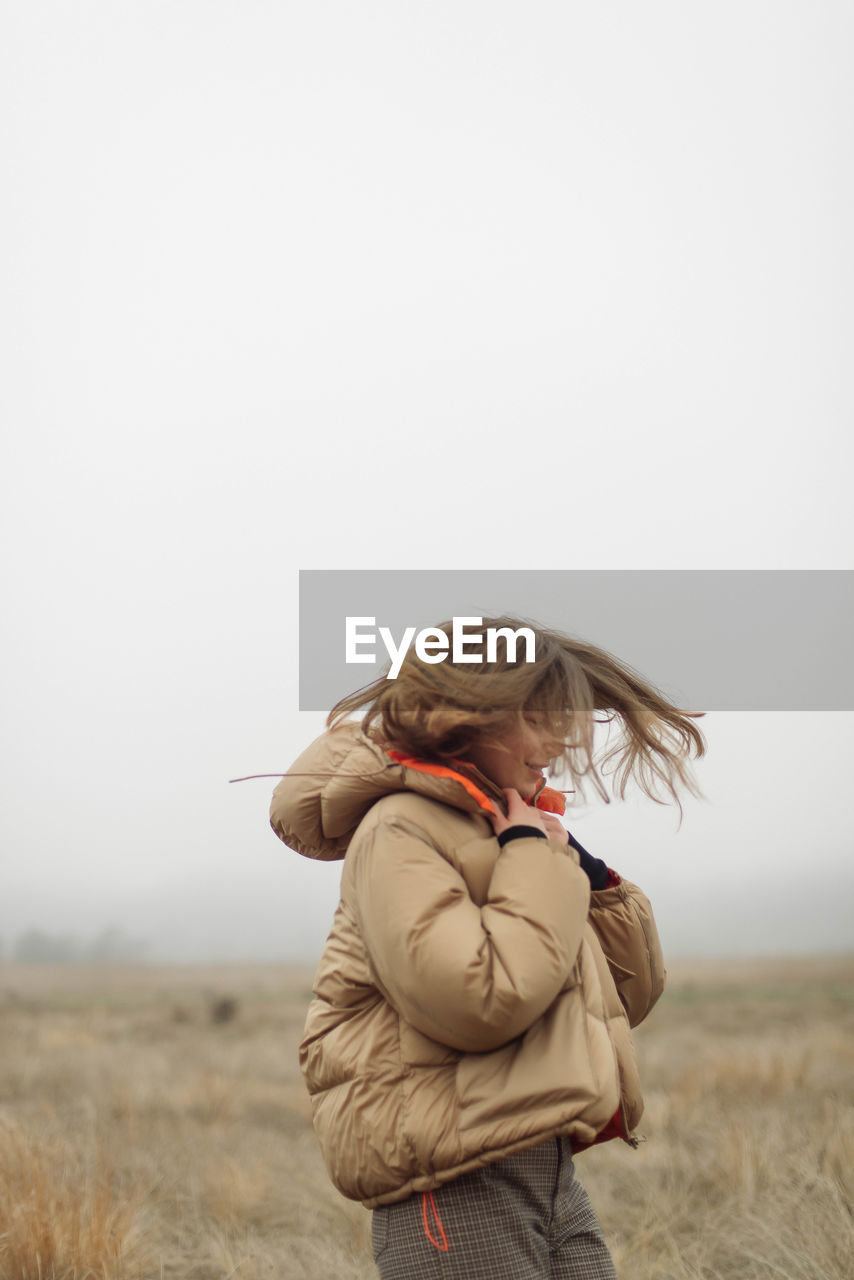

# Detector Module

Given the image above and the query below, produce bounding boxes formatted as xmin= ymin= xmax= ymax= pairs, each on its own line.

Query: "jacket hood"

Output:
xmin=269 ymin=721 xmax=507 ymax=861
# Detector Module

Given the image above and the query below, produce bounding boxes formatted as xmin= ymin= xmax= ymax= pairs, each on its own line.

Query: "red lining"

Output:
xmin=571 ymin=1107 xmax=626 ymax=1154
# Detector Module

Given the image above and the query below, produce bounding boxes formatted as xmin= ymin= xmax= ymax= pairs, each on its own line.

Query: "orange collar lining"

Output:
xmin=384 ymin=750 xmax=497 ymax=815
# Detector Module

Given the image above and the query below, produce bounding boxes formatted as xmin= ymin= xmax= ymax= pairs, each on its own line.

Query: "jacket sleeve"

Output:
xmin=586 ymin=879 xmax=665 ymax=1028
xmin=350 ymin=813 xmax=592 ymax=1054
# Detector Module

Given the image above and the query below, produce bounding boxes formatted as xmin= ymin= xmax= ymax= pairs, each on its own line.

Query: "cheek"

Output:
xmin=469 ymin=744 xmax=512 ymax=783
xmin=486 ymin=747 xmax=527 ymax=788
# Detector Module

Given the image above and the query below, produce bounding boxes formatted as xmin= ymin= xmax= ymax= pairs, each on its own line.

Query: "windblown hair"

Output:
xmin=327 ymin=615 xmax=706 ymax=809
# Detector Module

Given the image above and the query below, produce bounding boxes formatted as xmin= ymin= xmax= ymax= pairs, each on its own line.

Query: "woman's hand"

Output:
xmin=539 ymin=812 xmax=571 ymax=845
xmin=487 ymin=788 xmax=569 ymax=845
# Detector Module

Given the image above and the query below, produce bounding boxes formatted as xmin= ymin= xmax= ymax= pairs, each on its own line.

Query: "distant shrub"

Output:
xmin=209 ymin=996 xmax=239 ymax=1024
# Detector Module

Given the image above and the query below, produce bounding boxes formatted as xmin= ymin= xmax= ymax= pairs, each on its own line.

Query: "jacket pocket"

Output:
xmin=455 ymin=973 xmax=619 ymax=1148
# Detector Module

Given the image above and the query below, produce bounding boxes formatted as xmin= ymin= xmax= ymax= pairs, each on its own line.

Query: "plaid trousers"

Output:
xmin=370 ymin=1137 xmax=618 ymax=1279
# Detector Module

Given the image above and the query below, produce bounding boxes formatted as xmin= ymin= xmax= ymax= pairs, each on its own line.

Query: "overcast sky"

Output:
xmin=2 ymin=2 xmax=852 ymax=964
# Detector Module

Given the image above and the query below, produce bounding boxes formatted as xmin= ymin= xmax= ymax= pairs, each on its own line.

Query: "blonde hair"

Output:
xmin=328 ymin=615 xmax=706 ymax=809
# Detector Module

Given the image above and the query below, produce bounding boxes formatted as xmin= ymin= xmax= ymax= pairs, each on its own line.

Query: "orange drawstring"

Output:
xmin=421 ymin=1191 xmax=450 ymax=1251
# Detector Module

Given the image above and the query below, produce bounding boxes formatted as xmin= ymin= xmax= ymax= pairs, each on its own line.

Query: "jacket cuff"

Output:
xmin=567 ymin=832 xmax=617 ymax=891
xmin=496 ymin=825 xmax=547 ymax=848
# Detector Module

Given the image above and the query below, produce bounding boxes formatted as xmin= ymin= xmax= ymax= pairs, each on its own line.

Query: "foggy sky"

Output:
xmin=2 ymin=2 xmax=852 ymax=965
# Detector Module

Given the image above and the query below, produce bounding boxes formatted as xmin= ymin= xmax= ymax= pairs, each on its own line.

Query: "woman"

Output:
xmin=270 ymin=615 xmax=705 ymax=1277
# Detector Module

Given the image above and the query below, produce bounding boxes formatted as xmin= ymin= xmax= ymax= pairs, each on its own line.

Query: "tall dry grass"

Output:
xmin=0 ymin=956 xmax=852 ymax=1279
xmin=0 ymin=1120 xmax=148 ymax=1280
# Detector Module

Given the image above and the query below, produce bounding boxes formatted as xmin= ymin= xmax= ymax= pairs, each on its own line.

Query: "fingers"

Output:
xmin=541 ymin=813 xmax=570 ymax=845
xmin=485 ymin=788 xmax=526 ymax=835
xmin=502 ymin=788 xmax=549 ymax=834
xmin=486 ymin=788 xmax=559 ymax=840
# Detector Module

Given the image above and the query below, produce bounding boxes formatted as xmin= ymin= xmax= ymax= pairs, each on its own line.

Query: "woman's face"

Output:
xmin=465 ymin=712 xmax=565 ymax=799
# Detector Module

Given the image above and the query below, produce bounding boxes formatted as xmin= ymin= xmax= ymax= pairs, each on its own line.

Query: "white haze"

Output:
xmin=1 ymin=2 xmax=852 ymax=965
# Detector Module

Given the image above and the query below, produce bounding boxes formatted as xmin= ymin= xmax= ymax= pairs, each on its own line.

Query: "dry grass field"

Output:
xmin=1 ymin=954 xmax=852 ymax=1280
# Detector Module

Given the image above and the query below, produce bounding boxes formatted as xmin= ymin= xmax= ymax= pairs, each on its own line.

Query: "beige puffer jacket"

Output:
xmin=270 ymin=721 xmax=665 ymax=1208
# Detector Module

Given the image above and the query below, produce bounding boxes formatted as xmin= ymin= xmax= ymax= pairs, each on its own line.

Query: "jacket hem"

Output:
xmin=359 ymin=1118 xmax=619 ymax=1208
